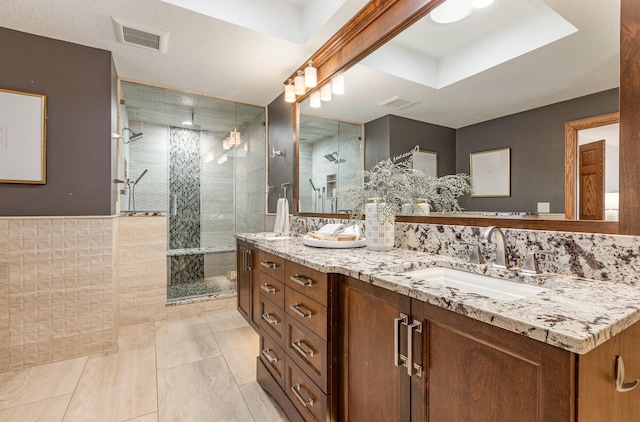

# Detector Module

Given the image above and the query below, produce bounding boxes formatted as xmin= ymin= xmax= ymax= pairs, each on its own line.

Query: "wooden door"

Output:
xmin=579 ymin=140 xmax=605 ymax=220
xmin=411 ymin=300 xmax=574 ymax=422
xmin=339 ymin=276 xmax=412 ymax=421
xmin=236 ymin=240 xmax=252 ymax=324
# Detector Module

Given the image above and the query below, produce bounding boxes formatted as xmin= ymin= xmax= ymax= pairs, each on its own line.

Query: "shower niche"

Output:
xmin=299 ymin=114 xmax=364 ymax=213
xmin=119 ymin=80 xmax=267 ymax=301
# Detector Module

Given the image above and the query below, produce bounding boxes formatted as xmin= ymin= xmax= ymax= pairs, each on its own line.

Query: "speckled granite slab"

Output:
xmin=237 ymin=233 xmax=640 ymax=355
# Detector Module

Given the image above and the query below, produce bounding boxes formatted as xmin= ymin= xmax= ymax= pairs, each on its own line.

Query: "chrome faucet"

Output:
xmin=480 ymin=226 xmax=509 ymax=269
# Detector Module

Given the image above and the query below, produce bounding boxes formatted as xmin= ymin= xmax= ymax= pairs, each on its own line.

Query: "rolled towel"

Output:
xmin=273 ymin=198 xmax=285 ymax=233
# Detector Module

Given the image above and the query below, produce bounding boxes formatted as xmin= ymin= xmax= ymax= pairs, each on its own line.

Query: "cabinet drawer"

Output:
xmin=254 ymin=270 xmax=285 ymax=308
xmin=285 ymin=314 xmax=328 ymax=393
xmin=285 ymin=357 xmax=328 ymax=422
xmin=254 ymin=249 xmax=285 ymax=280
xmin=285 ymin=288 xmax=328 ymax=341
xmin=260 ymin=334 xmax=285 ymax=388
xmin=285 ymin=261 xmax=328 ymax=306
xmin=258 ymin=294 xmax=285 ymax=346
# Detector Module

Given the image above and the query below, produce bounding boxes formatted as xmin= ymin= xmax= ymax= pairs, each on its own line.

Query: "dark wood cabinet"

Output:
xmin=240 ymin=246 xmax=640 ymax=421
xmin=339 ymin=276 xmax=412 ymax=421
xmin=237 ymin=241 xmax=337 ymax=421
xmin=339 ymin=275 xmax=640 ymax=422
xmin=412 ymin=299 xmax=574 ymax=422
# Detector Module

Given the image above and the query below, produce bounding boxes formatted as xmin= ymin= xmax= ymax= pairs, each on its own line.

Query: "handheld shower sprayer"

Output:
xmin=122 ymin=128 xmax=144 ymax=143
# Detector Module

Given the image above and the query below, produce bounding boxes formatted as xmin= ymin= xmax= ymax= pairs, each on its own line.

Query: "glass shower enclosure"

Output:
xmin=119 ymin=80 xmax=266 ymax=301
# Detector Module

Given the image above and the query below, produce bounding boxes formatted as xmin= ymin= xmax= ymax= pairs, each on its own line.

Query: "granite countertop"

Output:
xmin=237 ymin=233 xmax=640 ymax=355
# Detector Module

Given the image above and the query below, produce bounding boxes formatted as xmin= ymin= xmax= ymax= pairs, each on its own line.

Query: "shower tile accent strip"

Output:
xmin=0 ymin=217 xmax=115 ymax=371
xmin=169 ymin=127 xmax=201 ymax=250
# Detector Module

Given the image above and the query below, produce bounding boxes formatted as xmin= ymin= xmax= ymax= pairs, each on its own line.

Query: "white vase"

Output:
xmin=416 ymin=199 xmax=430 ymax=215
xmin=365 ymin=198 xmax=395 ymax=251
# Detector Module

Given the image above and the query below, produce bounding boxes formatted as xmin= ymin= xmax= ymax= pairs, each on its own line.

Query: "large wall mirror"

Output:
xmin=298 ymin=109 xmax=364 ymax=213
xmin=293 ymin=0 xmax=622 ymax=233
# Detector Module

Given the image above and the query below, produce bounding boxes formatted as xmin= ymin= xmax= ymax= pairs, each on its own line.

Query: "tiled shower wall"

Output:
xmin=0 ymin=217 xmax=115 ymax=371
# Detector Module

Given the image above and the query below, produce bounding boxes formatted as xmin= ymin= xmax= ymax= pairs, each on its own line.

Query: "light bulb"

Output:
xmin=310 ymin=91 xmax=321 ymax=108
xmin=304 ymin=61 xmax=317 ymax=88
xmin=321 ymin=84 xmax=332 ymax=102
xmin=294 ymin=70 xmax=305 ymax=95
xmin=331 ymin=74 xmax=345 ymax=95
xmin=284 ymin=80 xmax=295 ymax=103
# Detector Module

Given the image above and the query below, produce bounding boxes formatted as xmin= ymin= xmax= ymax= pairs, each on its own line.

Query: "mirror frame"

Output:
xmin=290 ymin=0 xmax=638 ymax=235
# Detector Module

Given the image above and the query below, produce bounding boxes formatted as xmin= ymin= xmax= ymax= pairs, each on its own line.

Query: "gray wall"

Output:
xmin=267 ymin=93 xmax=295 ymax=213
xmin=457 ymin=89 xmax=619 ymax=212
xmin=365 ymin=115 xmax=457 ymax=176
xmin=0 ymin=27 xmax=114 ymax=216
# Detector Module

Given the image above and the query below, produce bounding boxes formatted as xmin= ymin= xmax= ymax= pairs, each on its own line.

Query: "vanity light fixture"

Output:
xmin=304 ymin=61 xmax=317 ymax=88
xmin=294 ymin=70 xmax=306 ymax=95
xmin=284 ymin=79 xmax=296 ymax=103
xmin=310 ymin=91 xmax=321 ymax=108
xmin=321 ymin=83 xmax=332 ymax=102
xmin=331 ymin=74 xmax=345 ymax=95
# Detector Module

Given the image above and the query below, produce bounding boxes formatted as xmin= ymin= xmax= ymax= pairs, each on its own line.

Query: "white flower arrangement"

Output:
xmin=339 ymin=146 xmax=472 ymax=224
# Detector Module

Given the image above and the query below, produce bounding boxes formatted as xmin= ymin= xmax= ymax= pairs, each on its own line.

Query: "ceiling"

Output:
xmin=0 ymin=0 xmax=620 ymax=130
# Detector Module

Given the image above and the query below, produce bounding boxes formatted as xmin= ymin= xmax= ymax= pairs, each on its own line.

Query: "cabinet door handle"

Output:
xmin=260 ymin=261 xmax=277 ymax=269
xmin=292 ymin=339 xmax=314 ymax=358
xmin=262 ymin=348 xmax=278 ymax=365
xmin=260 ymin=283 xmax=276 ymax=294
xmin=291 ymin=383 xmax=314 ymax=408
xmin=290 ymin=303 xmax=312 ymax=318
xmin=246 ymin=250 xmax=252 ymax=271
xmin=616 ymin=355 xmax=639 ymax=392
xmin=290 ymin=274 xmax=313 ymax=287
xmin=394 ymin=314 xmax=408 ymax=368
xmin=262 ymin=313 xmax=278 ymax=325
xmin=407 ymin=319 xmax=423 ymax=378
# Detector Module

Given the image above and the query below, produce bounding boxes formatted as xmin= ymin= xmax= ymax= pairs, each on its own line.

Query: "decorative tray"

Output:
xmin=302 ymin=235 xmax=367 ymax=249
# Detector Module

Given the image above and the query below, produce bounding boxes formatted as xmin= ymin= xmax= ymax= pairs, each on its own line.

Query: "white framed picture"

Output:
xmin=0 ymin=88 xmax=47 ymax=184
xmin=470 ymin=147 xmax=510 ymax=197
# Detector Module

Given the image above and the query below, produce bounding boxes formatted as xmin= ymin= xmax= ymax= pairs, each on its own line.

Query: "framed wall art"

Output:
xmin=0 ymin=88 xmax=47 ymax=184
xmin=470 ymin=147 xmax=510 ymax=197
xmin=412 ymin=149 xmax=438 ymax=177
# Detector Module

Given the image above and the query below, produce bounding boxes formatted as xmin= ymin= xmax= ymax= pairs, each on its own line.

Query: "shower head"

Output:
xmin=324 ymin=152 xmax=337 ymax=162
xmin=123 ymin=127 xmax=143 ymax=143
xmin=134 ymin=169 xmax=148 ymax=184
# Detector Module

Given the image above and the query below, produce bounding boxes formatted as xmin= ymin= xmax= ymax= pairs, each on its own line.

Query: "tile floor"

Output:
xmin=0 ymin=309 xmax=288 ymax=422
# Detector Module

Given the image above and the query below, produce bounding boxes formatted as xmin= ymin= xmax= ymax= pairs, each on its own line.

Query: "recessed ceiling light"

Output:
xmin=430 ymin=0 xmax=473 ymax=24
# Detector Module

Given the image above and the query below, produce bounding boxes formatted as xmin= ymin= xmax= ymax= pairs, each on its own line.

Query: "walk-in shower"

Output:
xmin=119 ymin=81 xmax=267 ymax=301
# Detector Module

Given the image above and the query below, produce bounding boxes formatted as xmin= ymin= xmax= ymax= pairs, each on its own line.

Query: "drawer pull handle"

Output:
xmin=616 ymin=355 xmax=639 ymax=392
xmin=262 ymin=313 xmax=278 ymax=325
xmin=262 ymin=348 xmax=278 ymax=365
xmin=290 ymin=303 xmax=312 ymax=318
xmin=260 ymin=261 xmax=277 ymax=269
xmin=292 ymin=339 xmax=314 ymax=358
xmin=260 ymin=283 xmax=276 ymax=294
xmin=394 ymin=314 xmax=408 ymax=368
xmin=290 ymin=274 xmax=313 ymax=287
xmin=291 ymin=383 xmax=314 ymax=408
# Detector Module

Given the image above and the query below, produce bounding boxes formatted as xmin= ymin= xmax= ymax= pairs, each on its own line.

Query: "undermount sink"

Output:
xmin=402 ymin=267 xmax=548 ymax=301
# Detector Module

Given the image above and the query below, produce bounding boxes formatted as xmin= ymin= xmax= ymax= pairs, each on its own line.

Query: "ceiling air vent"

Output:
xmin=378 ymin=95 xmax=419 ymax=110
xmin=112 ymin=17 xmax=169 ymax=53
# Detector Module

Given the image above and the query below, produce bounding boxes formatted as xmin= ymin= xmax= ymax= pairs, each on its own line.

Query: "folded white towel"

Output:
xmin=273 ymin=198 xmax=290 ymax=234
xmin=315 ymin=223 xmax=345 ymax=236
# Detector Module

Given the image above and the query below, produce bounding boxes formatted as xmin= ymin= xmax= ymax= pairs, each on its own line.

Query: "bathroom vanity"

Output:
xmin=236 ymin=234 xmax=640 ymax=421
